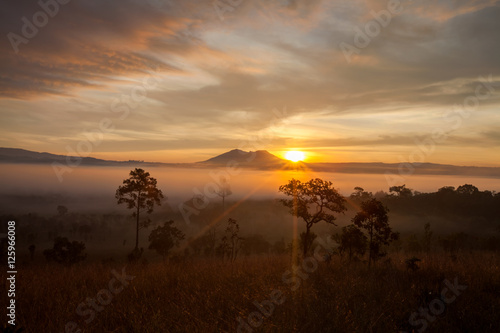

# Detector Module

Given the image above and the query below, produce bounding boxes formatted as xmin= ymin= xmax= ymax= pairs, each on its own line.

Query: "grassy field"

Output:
xmin=11 ymin=252 xmax=500 ymax=332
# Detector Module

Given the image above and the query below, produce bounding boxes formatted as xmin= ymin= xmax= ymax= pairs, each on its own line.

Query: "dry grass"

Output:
xmin=13 ymin=252 xmax=500 ymax=332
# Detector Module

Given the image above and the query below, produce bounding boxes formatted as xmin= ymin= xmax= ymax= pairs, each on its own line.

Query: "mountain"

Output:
xmin=199 ymin=149 xmax=287 ymax=168
xmin=0 ymin=148 xmax=142 ymax=166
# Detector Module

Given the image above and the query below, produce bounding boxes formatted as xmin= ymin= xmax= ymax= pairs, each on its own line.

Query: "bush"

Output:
xmin=43 ymin=237 xmax=86 ymax=266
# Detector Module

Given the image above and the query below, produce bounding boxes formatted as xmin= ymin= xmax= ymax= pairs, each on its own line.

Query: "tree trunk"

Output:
xmin=135 ymin=192 xmax=140 ymax=250
xmin=304 ymin=225 xmax=310 ymax=257
xmin=368 ymin=221 xmax=373 ymax=268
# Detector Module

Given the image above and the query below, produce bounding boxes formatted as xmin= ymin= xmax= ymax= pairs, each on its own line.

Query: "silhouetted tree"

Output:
xmin=43 ymin=237 xmax=86 ymax=265
xmin=116 ymin=168 xmax=164 ymax=250
xmin=352 ymin=199 xmax=399 ymax=267
xmin=456 ymin=184 xmax=479 ymax=195
xmin=338 ymin=225 xmax=367 ymax=261
xmin=279 ymin=178 xmax=346 ymax=256
xmin=389 ymin=184 xmax=413 ymax=197
xmin=437 ymin=186 xmax=455 ymax=195
xmin=349 ymin=187 xmax=373 ymax=203
xmin=148 ymin=220 xmax=185 ymax=261
xmin=214 ymin=176 xmax=232 ymax=212
xmin=220 ymin=218 xmax=243 ymax=262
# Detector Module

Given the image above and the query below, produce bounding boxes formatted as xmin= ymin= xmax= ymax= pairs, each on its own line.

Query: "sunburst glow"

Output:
xmin=285 ymin=151 xmax=305 ymax=162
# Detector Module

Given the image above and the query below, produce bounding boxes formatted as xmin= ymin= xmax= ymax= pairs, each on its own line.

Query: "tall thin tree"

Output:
xmin=215 ymin=176 xmax=232 ymax=212
xmin=116 ymin=168 xmax=164 ymax=250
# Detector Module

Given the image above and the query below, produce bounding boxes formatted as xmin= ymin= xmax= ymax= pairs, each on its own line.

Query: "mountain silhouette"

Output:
xmin=200 ymin=149 xmax=285 ymax=167
xmin=0 ymin=147 xmax=150 ymax=166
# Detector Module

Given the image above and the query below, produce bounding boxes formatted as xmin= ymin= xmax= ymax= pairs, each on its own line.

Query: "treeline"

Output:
xmin=347 ymin=184 xmax=500 ymax=225
xmin=381 ymin=184 xmax=500 ymax=220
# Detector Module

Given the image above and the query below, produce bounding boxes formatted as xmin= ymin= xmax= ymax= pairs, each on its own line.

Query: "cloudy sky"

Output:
xmin=0 ymin=0 xmax=499 ymax=164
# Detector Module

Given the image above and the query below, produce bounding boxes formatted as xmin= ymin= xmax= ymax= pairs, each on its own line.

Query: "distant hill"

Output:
xmin=0 ymin=148 xmax=143 ymax=166
xmin=199 ymin=149 xmax=288 ymax=168
xmin=1 ymin=147 xmax=499 ymax=177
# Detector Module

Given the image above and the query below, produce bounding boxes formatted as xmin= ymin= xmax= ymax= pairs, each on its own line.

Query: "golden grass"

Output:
xmin=15 ymin=252 xmax=500 ymax=332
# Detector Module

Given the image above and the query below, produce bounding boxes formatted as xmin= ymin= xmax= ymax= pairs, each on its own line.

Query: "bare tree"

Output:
xmin=215 ymin=176 xmax=232 ymax=212
xmin=220 ymin=218 xmax=243 ymax=262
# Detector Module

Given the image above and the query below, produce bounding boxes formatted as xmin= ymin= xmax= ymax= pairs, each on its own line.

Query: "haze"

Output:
xmin=1 ymin=163 xmax=498 ymax=214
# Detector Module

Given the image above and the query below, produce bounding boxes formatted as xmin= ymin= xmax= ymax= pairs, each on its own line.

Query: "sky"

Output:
xmin=0 ymin=0 xmax=499 ymax=165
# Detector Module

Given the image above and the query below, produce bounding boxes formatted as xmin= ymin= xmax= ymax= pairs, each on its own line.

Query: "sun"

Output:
xmin=285 ymin=151 xmax=305 ymax=162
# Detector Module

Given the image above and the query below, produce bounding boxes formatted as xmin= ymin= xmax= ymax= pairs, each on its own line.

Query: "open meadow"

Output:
xmin=11 ymin=251 xmax=500 ymax=333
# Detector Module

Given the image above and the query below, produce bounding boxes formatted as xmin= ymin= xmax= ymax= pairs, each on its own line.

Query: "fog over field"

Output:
xmin=1 ymin=163 xmax=499 ymax=214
